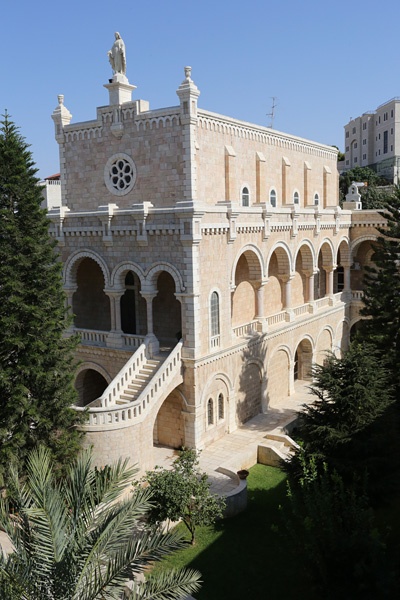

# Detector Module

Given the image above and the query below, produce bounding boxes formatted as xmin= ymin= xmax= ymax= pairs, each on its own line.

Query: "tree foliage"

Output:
xmin=283 ymin=455 xmax=393 ymax=599
xmin=0 ymin=447 xmax=201 ymax=600
xmin=0 ymin=114 xmax=83 ymax=482
xmin=301 ymin=343 xmax=393 ymax=454
xmin=287 ymin=342 xmax=395 ymax=488
xmin=144 ymin=448 xmax=225 ymax=545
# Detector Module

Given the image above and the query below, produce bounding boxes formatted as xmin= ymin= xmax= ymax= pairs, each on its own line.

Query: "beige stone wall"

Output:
xmin=196 ymin=110 xmax=338 ymax=208
xmin=62 ymin=110 xmax=186 ymax=211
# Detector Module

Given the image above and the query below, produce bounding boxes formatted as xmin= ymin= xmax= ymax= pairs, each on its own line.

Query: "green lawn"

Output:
xmin=152 ymin=464 xmax=316 ymax=600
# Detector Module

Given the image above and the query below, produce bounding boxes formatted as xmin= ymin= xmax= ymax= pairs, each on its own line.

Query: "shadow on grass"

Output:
xmin=183 ymin=465 xmax=316 ymax=600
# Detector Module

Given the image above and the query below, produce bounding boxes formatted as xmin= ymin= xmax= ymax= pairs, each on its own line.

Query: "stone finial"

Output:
xmin=52 ymin=94 xmax=72 ymax=139
xmin=184 ymin=66 xmax=192 ymax=83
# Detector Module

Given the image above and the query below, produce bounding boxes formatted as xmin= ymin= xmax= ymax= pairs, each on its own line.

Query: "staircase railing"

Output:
xmin=98 ymin=343 xmax=148 ymax=407
xmin=76 ymin=341 xmax=183 ymax=429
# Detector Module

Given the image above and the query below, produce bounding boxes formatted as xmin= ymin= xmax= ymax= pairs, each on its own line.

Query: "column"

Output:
xmin=255 ymin=282 xmax=268 ymax=333
xmin=64 ymin=286 xmax=76 ymax=331
xmin=281 ymin=275 xmax=294 ymax=322
xmin=140 ymin=292 xmax=159 ymax=356
xmin=325 ymin=267 xmax=334 ymax=297
xmin=306 ymin=272 xmax=314 ymax=303
xmin=104 ymin=291 xmax=124 ymax=349
xmin=343 ymin=263 xmax=351 ymax=301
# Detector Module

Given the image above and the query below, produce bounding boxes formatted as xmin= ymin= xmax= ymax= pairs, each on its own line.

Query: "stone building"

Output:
xmin=344 ymin=97 xmax=400 ymax=183
xmin=49 ymin=49 xmax=380 ymax=473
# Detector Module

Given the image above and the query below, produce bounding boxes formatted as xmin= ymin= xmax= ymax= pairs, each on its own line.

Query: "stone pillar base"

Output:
xmin=145 ymin=333 xmax=159 ymax=357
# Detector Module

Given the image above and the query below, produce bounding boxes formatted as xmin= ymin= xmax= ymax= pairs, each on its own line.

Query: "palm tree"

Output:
xmin=0 ymin=447 xmax=201 ymax=600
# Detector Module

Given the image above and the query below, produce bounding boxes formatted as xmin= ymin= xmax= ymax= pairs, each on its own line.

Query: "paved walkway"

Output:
xmin=154 ymin=381 xmax=313 ymax=495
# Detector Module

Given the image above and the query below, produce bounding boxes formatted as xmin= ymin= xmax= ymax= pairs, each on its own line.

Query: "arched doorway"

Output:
xmin=153 ymin=390 xmax=185 ymax=449
xmin=266 ymin=349 xmax=290 ymax=407
xmin=294 ymin=339 xmax=313 ymax=382
xmin=153 ymin=272 xmax=182 ymax=346
xmin=236 ymin=362 xmax=262 ymax=424
xmin=75 ymin=369 xmax=108 ymax=407
xmin=231 ymin=250 xmax=263 ymax=327
xmin=266 ymin=246 xmax=291 ymax=314
xmin=72 ymin=258 xmax=111 ymax=331
xmin=120 ymin=271 xmax=146 ymax=335
xmin=316 ymin=328 xmax=333 ymax=366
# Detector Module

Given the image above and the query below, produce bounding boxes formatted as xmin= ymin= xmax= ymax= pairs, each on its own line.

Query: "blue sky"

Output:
xmin=2 ymin=0 xmax=400 ymax=178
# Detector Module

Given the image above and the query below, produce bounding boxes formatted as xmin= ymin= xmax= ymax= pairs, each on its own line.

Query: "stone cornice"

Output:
xmin=197 ymin=110 xmax=338 ymax=160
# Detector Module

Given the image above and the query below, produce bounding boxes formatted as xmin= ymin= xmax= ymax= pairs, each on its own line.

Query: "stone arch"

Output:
xmin=349 ymin=317 xmax=365 ymax=341
xmin=293 ymin=242 xmax=315 ymax=306
xmin=236 ymin=360 xmax=262 ymax=425
xmin=231 ymin=246 xmax=264 ymax=327
xmin=145 ymin=262 xmax=185 ymax=293
xmin=315 ymin=327 xmax=333 ymax=365
xmin=231 ymin=244 xmax=265 ymax=287
xmin=266 ymin=345 xmax=291 ymax=408
xmin=64 ymin=249 xmax=111 ymax=288
xmin=335 ymin=238 xmax=351 ymax=293
xmin=72 ymin=257 xmax=111 ymax=331
xmin=350 ymin=237 xmax=377 ymax=291
xmin=266 ymin=242 xmax=293 ymax=275
xmin=294 ymin=337 xmax=314 ymax=382
xmin=317 ymin=239 xmax=335 ymax=268
xmin=152 ymin=388 xmax=186 ymax=449
xmin=315 ymin=240 xmax=335 ymax=299
xmin=350 ymin=235 xmax=377 ymax=260
xmin=74 ymin=363 xmax=111 ymax=407
xmin=294 ymin=240 xmax=316 ymax=272
xmin=265 ymin=244 xmax=292 ymax=315
xmin=110 ymin=261 xmax=145 ymax=289
xmin=152 ymin=271 xmax=182 ymax=344
xmin=335 ymin=319 xmax=350 ymax=357
xmin=336 ymin=237 xmax=351 ymax=264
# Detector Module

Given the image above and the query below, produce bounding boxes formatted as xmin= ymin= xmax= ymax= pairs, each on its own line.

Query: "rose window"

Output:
xmin=104 ymin=153 xmax=136 ymax=196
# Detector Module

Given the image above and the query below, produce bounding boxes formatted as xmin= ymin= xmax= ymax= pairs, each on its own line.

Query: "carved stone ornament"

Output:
xmin=104 ymin=153 xmax=136 ymax=196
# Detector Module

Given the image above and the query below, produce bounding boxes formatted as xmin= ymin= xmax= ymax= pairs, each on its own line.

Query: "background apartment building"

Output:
xmin=344 ymin=97 xmax=400 ymax=182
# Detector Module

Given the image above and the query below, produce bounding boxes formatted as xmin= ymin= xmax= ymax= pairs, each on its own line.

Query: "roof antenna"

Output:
xmin=266 ymin=97 xmax=278 ymax=128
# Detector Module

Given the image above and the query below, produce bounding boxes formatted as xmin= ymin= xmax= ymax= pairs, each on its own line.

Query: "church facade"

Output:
xmin=49 ymin=53 xmax=381 ymax=472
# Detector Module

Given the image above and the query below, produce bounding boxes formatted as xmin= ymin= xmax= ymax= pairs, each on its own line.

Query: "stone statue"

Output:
xmin=108 ymin=32 xmax=126 ymax=76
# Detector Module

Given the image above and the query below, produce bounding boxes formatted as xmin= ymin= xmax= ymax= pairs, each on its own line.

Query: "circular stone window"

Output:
xmin=104 ymin=153 xmax=137 ymax=196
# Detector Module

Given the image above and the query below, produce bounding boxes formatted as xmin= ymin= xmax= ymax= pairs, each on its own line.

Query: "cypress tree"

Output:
xmin=0 ymin=113 xmax=83 ymax=482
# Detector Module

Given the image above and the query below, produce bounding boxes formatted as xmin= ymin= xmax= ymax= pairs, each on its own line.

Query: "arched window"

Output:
xmin=293 ymin=191 xmax=300 ymax=205
xmin=241 ymin=186 xmax=250 ymax=207
xmin=207 ymin=398 xmax=214 ymax=425
xmin=314 ymin=193 xmax=320 ymax=206
xmin=218 ymin=393 xmax=224 ymax=420
xmin=269 ymin=189 xmax=277 ymax=207
xmin=210 ymin=291 xmax=220 ymax=337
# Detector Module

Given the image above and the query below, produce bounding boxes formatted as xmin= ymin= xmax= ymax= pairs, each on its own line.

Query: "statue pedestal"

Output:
xmin=104 ymin=79 xmax=136 ymax=105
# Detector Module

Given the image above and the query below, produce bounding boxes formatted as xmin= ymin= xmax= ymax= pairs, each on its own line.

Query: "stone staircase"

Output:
xmin=76 ymin=340 xmax=184 ymax=429
xmin=117 ymin=356 xmax=164 ymax=404
xmin=258 ymin=432 xmax=300 ymax=467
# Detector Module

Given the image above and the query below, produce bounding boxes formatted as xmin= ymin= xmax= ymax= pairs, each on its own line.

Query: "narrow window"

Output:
xmin=314 ymin=193 xmax=319 ymax=206
xmin=383 ymin=130 xmax=388 ymax=154
xmin=207 ymin=398 xmax=214 ymax=425
xmin=210 ymin=291 xmax=220 ymax=337
xmin=270 ymin=189 xmax=277 ymax=207
xmin=293 ymin=191 xmax=300 ymax=205
xmin=241 ymin=186 xmax=249 ymax=207
xmin=218 ymin=393 xmax=224 ymax=420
